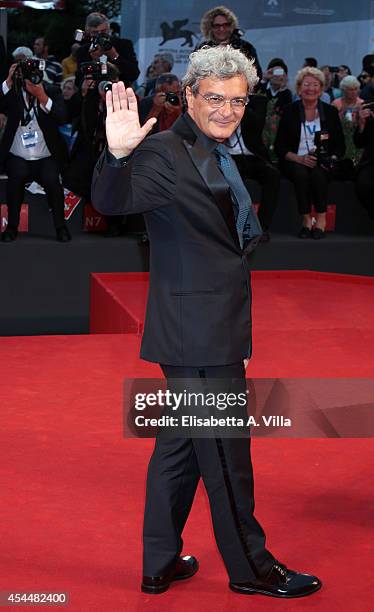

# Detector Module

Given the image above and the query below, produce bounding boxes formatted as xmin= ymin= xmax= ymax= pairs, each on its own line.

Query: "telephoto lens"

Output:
xmin=98 ymin=81 xmax=113 ymax=94
xmin=165 ymin=92 xmax=179 ymax=106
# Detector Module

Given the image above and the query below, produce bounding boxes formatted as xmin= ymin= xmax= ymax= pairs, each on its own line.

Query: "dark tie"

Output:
xmin=215 ymin=144 xmax=262 ymax=248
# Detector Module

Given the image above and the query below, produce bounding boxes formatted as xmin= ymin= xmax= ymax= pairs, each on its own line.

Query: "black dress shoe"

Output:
xmin=1 ymin=227 xmax=18 ymax=242
xmin=312 ymin=227 xmax=326 ymax=240
xmin=230 ymin=561 xmax=321 ymax=598
xmin=56 ymin=226 xmax=72 ymax=242
xmin=298 ymin=227 xmax=312 ymax=239
xmin=141 ymin=555 xmax=199 ymax=594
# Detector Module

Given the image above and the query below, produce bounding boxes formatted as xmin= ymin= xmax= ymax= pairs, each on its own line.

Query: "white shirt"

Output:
xmin=297 ymin=117 xmax=321 ymax=156
xmin=227 ymin=127 xmax=253 ymax=156
xmin=2 ymin=81 xmax=52 ymax=161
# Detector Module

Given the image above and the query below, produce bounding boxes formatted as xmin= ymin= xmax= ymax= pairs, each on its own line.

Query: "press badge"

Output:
xmin=21 ymin=130 xmax=39 ymax=149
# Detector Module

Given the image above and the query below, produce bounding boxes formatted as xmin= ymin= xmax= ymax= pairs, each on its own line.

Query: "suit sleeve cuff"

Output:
xmin=2 ymin=81 xmax=10 ymax=95
xmin=40 ymin=97 xmax=52 ymax=113
xmin=106 ymin=147 xmax=132 ymax=167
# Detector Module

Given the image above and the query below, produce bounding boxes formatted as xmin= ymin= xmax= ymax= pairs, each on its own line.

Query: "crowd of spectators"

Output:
xmin=0 ymin=5 xmax=373 ymax=243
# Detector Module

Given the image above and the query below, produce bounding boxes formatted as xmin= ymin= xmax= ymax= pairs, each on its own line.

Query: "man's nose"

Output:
xmin=217 ymin=100 xmax=234 ymax=117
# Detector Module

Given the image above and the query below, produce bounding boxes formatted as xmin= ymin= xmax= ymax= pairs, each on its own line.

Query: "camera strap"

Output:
xmin=20 ymin=93 xmax=36 ymax=126
xmin=299 ymin=99 xmax=326 ymax=154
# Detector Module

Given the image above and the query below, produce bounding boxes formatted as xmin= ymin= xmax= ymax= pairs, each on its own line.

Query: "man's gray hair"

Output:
xmin=85 ymin=12 xmax=109 ymax=29
xmin=182 ymin=45 xmax=258 ymax=93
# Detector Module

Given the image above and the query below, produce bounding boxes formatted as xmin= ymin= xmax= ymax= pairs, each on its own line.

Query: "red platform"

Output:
xmin=90 ymin=271 xmax=374 ymax=377
xmin=1 ymin=271 xmax=373 ymax=610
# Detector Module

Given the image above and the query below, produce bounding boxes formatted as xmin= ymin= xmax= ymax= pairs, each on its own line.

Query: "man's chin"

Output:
xmin=211 ymin=125 xmax=237 ymax=141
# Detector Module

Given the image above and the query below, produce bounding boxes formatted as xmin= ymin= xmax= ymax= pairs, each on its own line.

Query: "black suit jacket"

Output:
xmin=258 ymin=83 xmax=293 ymax=113
xmin=274 ymin=100 xmax=345 ymax=161
xmin=92 ymin=113 xmax=257 ymax=366
xmin=76 ymin=38 xmax=139 ymax=87
xmin=0 ymin=82 xmax=68 ymax=168
xmin=354 ymin=117 xmax=374 ymax=167
xmin=238 ymin=94 xmax=270 ymax=161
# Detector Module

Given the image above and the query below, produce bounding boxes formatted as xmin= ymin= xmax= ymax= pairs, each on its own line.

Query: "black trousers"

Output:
xmin=281 ymin=160 xmax=329 ymax=215
xmin=355 ymin=163 xmax=374 ymax=219
xmin=5 ymin=153 xmax=65 ymax=230
xmin=232 ymin=155 xmax=280 ymax=230
xmin=142 ymin=362 xmax=275 ymax=582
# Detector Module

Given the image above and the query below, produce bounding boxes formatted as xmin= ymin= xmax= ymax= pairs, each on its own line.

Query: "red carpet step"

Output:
xmin=0 ymin=334 xmax=373 ymax=611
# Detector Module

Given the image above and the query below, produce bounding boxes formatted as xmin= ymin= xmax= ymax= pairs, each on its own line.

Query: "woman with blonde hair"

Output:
xmin=197 ymin=5 xmax=262 ymax=79
xmin=275 ymin=67 xmax=345 ymax=239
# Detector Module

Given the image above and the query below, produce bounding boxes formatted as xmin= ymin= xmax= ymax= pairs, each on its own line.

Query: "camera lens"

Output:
xmin=165 ymin=92 xmax=179 ymax=106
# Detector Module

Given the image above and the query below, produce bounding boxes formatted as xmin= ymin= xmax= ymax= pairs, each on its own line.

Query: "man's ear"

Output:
xmin=185 ymin=86 xmax=193 ymax=111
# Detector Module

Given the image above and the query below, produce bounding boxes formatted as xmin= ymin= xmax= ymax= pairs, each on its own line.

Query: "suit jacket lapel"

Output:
xmin=182 ymin=139 xmax=241 ymax=250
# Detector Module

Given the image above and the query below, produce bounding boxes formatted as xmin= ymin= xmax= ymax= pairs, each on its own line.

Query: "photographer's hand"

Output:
xmin=358 ymin=105 xmax=373 ymax=132
xmin=6 ymin=63 xmax=18 ymax=90
xmin=106 ymin=82 xmax=157 ymax=158
xmin=81 ymin=77 xmax=95 ymax=97
xmin=89 ymin=49 xmax=102 ymax=61
xmin=24 ymin=80 xmax=48 ymax=106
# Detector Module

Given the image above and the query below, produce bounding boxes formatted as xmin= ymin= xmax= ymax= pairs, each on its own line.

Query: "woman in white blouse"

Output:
xmin=275 ymin=67 xmax=345 ymax=239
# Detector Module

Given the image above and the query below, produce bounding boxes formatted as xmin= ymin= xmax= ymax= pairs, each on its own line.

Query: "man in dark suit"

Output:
xmin=0 ymin=62 xmax=70 ymax=242
xmin=228 ymin=94 xmax=280 ymax=240
xmin=76 ymin=12 xmax=139 ymax=88
xmin=92 ymin=46 xmax=321 ymax=599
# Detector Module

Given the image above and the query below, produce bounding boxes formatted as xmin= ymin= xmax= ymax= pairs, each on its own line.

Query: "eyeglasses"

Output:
xmin=212 ymin=22 xmax=230 ymax=29
xmin=195 ymin=91 xmax=248 ymax=109
xmin=301 ymin=81 xmax=321 ymax=89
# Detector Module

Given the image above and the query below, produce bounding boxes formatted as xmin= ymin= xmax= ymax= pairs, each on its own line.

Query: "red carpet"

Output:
xmin=1 ymin=271 xmax=374 ymax=611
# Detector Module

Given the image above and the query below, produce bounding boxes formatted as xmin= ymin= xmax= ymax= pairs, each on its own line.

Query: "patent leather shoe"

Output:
xmin=141 ymin=555 xmax=199 ymax=594
xmin=298 ymin=226 xmax=312 ymax=239
xmin=312 ymin=227 xmax=325 ymax=240
xmin=230 ymin=561 xmax=322 ymax=598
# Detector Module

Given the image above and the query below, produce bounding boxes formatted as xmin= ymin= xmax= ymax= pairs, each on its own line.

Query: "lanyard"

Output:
xmin=302 ymin=120 xmax=318 ymax=154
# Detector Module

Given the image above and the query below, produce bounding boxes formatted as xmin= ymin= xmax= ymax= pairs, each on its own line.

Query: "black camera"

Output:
xmin=165 ymin=92 xmax=179 ymax=106
xmin=314 ymin=130 xmax=336 ymax=170
xmin=89 ymin=34 xmax=113 ymax=53
xmin=229 ymin=28 xmax=244 ymax=49
xmin=78 ymin=61 xmax=108 ymax=81
xmin=16 ymin=58 xmax=45 ymax=85
xmin=74 ymin=29 xmax=112 ymax=53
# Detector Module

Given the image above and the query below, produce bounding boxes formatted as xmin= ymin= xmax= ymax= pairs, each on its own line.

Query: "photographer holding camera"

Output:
xmin=275 ymin=67 xmax=345 ymax=239
xmin=64 ymin=61 xmax=125 ymax=236
xmin=354 ymin=102 xmax=374 ymax=220
xmin=0 ymin=59 xmax=70 ymax=242
xmin=75 ymin=12 xmax=139 ymax=89
xmin=139 ymin=73 xmax=182 ymax=133
xmin=259 ymin=59 xmax=292 ymax=113
xmin=197 ymin=6 xmax=262 ymax=81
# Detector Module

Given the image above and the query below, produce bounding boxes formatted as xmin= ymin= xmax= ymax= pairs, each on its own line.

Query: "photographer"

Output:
xmin=259 ymin=58 xmax=292 ymax=113
xmin=136 ymin=53 xmax=174 ymax=98
xmin=64 ymin=62 xmax=125 ymax=236
xmin=75 ymin=12 xmax=139 ymax=88
xmin=33 ymin=36 xmax=63 ymax=86
xmin=354 ymin=103 xmax=374 ymax=219
xmin=275 ymin=67 xmax=345 ymax=239
xmin=228 ymin=94 xmax=281 ymax=242
xmin=197 ymin=6 xmax=262 ymax=81
xmin=139 ymin=73 xmax=182 ymax=133
xmin=0 ymin=61 xmax=70 ymax=242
